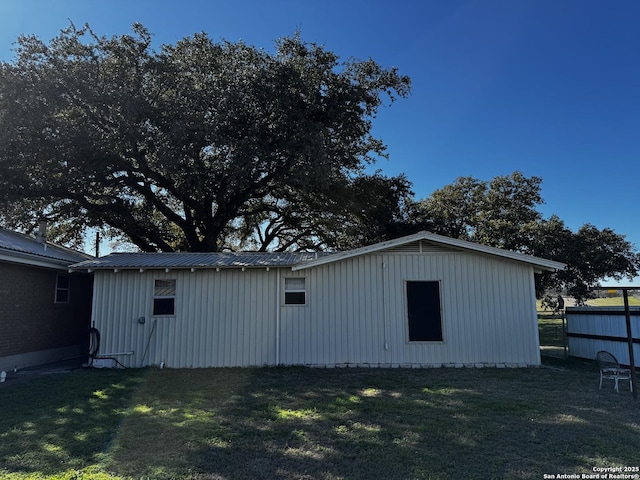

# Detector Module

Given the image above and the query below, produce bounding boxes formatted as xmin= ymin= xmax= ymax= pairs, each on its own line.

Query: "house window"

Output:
xmin=55 ymin=274 xmax=70 ymax=303
xmin=284 ymin=277 xmax=306 ymax=305
xmin=153 ymin=279 xmax=176 ymax=315
xmin=406 ymin=281 xmax=443 ymax=342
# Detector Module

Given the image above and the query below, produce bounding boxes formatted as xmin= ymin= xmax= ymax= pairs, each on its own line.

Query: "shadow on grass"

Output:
xmin=0 ymin=369 xmax=145 ymax=477
xmin=106 ymin=365 xmax=640 ymax=480
xmin=2 ymin=362 xmax=638 ymax=479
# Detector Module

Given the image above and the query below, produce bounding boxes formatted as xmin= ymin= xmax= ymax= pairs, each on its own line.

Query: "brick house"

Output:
xmin=0 ymin=225 xmax=94 ymax=371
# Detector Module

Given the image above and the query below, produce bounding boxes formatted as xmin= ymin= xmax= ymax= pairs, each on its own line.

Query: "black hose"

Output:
xmin=87 ymin=327 xmax=128 ymax=370
xmin=87 ymin=327 xmax=127 ymax=369
xmin=101 ymin=356 xmax=129 ymax=369
xmin=88 ymin=327 xmax=100 ymax=366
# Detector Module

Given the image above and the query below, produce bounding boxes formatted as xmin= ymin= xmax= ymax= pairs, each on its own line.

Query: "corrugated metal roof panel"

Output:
xmin=72 ymin=251 xmax=335 ymax=270
xmin=0 ymin=228 xmax=93 ymax=264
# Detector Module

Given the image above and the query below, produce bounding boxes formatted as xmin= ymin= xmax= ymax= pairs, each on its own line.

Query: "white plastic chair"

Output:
xmin=596 ymin=351 xmax=633 ymax=393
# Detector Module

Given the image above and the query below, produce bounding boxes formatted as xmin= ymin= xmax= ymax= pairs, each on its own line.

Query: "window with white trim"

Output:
xmin=284 ymin=277 xmax=306 ymax=305
xmin=55 ymin=274 xmax=70 ymax=303
xmin=153 ymin=279 xmax=176 ymax=315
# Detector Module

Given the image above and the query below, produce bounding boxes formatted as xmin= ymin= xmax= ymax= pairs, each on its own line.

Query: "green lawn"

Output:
xmin=1 ymin=363 xmax=639 ymax=480
xmin=537 ymin=302 xmax=566 ymax=358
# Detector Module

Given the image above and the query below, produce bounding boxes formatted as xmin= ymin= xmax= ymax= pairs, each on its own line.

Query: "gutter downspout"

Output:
xmin=275 ymin=268 xmax=281 ymax=365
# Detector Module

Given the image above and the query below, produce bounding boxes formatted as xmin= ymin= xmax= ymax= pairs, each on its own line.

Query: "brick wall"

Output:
xmin=0 ymin=262 xmax=93 ymax=357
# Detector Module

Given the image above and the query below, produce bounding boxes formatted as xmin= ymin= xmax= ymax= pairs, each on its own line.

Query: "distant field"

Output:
xmin=537 ymin=297 xmax=640 ymax=311
xmin=585 ymin=296 xmax=640 ymax=307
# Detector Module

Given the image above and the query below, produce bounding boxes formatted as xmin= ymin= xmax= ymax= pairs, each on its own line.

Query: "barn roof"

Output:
xmin=0 ymin=227 xmax=93 ymax=269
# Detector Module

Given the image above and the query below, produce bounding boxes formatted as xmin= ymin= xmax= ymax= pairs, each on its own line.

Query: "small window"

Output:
xmin=55 ymin=275 xmax=70 ymax=303
xmin=284 ymin=277 xmax=306 ymax=305
xmin=153 ymin=279 xmax=176 ymax=315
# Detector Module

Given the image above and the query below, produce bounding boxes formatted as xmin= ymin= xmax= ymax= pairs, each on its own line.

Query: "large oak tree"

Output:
xmin=0 ymin=23 xmax=411 ymax=251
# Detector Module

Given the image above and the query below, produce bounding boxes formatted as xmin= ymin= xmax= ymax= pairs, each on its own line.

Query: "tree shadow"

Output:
xmin=3 ymin=363 xmax=637 ymax=478
xmin=106 ymin=366 xmax=640 ymax=480
xmin=0 ymin=369 xmax=145 ymax=476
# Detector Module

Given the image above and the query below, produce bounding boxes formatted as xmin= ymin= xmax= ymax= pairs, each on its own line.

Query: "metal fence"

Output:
xmin=566 ymin=306 xmax=640 ymax=366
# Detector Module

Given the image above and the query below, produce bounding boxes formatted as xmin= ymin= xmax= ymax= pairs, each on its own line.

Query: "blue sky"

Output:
xmin=1 ymin=1 xmax=639 ymax=282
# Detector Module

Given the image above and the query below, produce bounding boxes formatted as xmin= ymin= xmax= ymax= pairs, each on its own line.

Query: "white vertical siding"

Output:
xmin=92 ymin=268 xmax=278 ymax=368
xmin=280 ymin=252 xmax=539 ymax=367
xmin=91 ymin=249 xmax=541 ymax=368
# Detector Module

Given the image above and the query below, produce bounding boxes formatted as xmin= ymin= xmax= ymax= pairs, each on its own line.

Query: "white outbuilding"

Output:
xmin=71 ymin=231 xmax=565 ymax=369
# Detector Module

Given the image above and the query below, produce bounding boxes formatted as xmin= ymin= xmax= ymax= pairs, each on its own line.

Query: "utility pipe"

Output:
xmin=141 ymin=318 xmax=158 ymax=367
xmin=275 ymin=268 xmax=281 ymax=365
xmin=382 ymin=261 xmax=390 ymax=351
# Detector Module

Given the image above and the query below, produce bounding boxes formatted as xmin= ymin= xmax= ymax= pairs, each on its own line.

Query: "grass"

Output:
xmin=586 ymin=296 xmax=640 ymax=307
xmin=538 ymin=316 xmax=565 ymax=347
xmin=537 ymin=302 xmax=566 ymax=358
xmin=0 ymin=369 xmax=144 ymax=480
xmin=1 ymin=362 xmax=640 ymax=480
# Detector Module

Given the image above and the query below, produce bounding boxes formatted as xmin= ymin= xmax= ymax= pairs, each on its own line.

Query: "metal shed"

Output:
xmin=71 ymin=231 xmax=565 ymax=368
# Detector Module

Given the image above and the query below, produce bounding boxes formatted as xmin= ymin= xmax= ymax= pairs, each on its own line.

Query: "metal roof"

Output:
xmin=0 ymin=227 xmax=93 ymax=267
xmin=70 ymin=231 xmax=566 ymax=273
xmin=71 ymin=251 xmax=335 ymax=270
xmin=292 ymin=231 xmax=567 ymax=272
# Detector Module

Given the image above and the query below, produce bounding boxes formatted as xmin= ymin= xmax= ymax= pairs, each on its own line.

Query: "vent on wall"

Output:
xmin=386 ymin=240 xmax=461 ymax=253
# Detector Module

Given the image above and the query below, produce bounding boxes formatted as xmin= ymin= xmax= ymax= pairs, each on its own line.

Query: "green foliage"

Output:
xmin=228 ymin=171 xmax=414 ymax=252
xmin=0 ymin=23 xmax=410 ymax=251
xmin=415 ymin=172 xmax=543 ymax=250
xmin=412 ymin=172 xmax=640 ymax=302
xmin=1 ymin=22 xmax=636 ymax=297
xmin=528 ymin=216 xmax=640 ymax=302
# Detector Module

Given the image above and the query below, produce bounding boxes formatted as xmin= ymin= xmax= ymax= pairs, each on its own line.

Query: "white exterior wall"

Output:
xmin=281 ymin=252 xmax=540 ymax=367
xmin=90 ymin=249 xmax=541 ymax=368
xmin=92 ymin=269 xmax=278 ymax=368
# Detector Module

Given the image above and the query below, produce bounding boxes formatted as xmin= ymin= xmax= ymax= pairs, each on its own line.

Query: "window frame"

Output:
xmin=153 ymin=278 xmax=176 ymax=316
xmin=54 ymin=274 xmax=70 ymax=304
xmin=283 ymin=277 xmax=306 ymax=306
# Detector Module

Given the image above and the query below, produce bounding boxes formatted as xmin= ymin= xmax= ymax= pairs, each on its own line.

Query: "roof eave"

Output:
xmin=69 ymin=263 xmax=297 ymax=271
xmin=0 ymin=250 xmax=75 ymax=270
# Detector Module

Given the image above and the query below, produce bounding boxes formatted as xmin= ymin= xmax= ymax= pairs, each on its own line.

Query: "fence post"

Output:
xmin=622 ymin=290 xmax=638 ymax=400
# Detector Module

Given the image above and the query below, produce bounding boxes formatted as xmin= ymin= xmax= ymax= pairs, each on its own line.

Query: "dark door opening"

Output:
xmin=406 ymin=281 xmax=443 ymax=342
